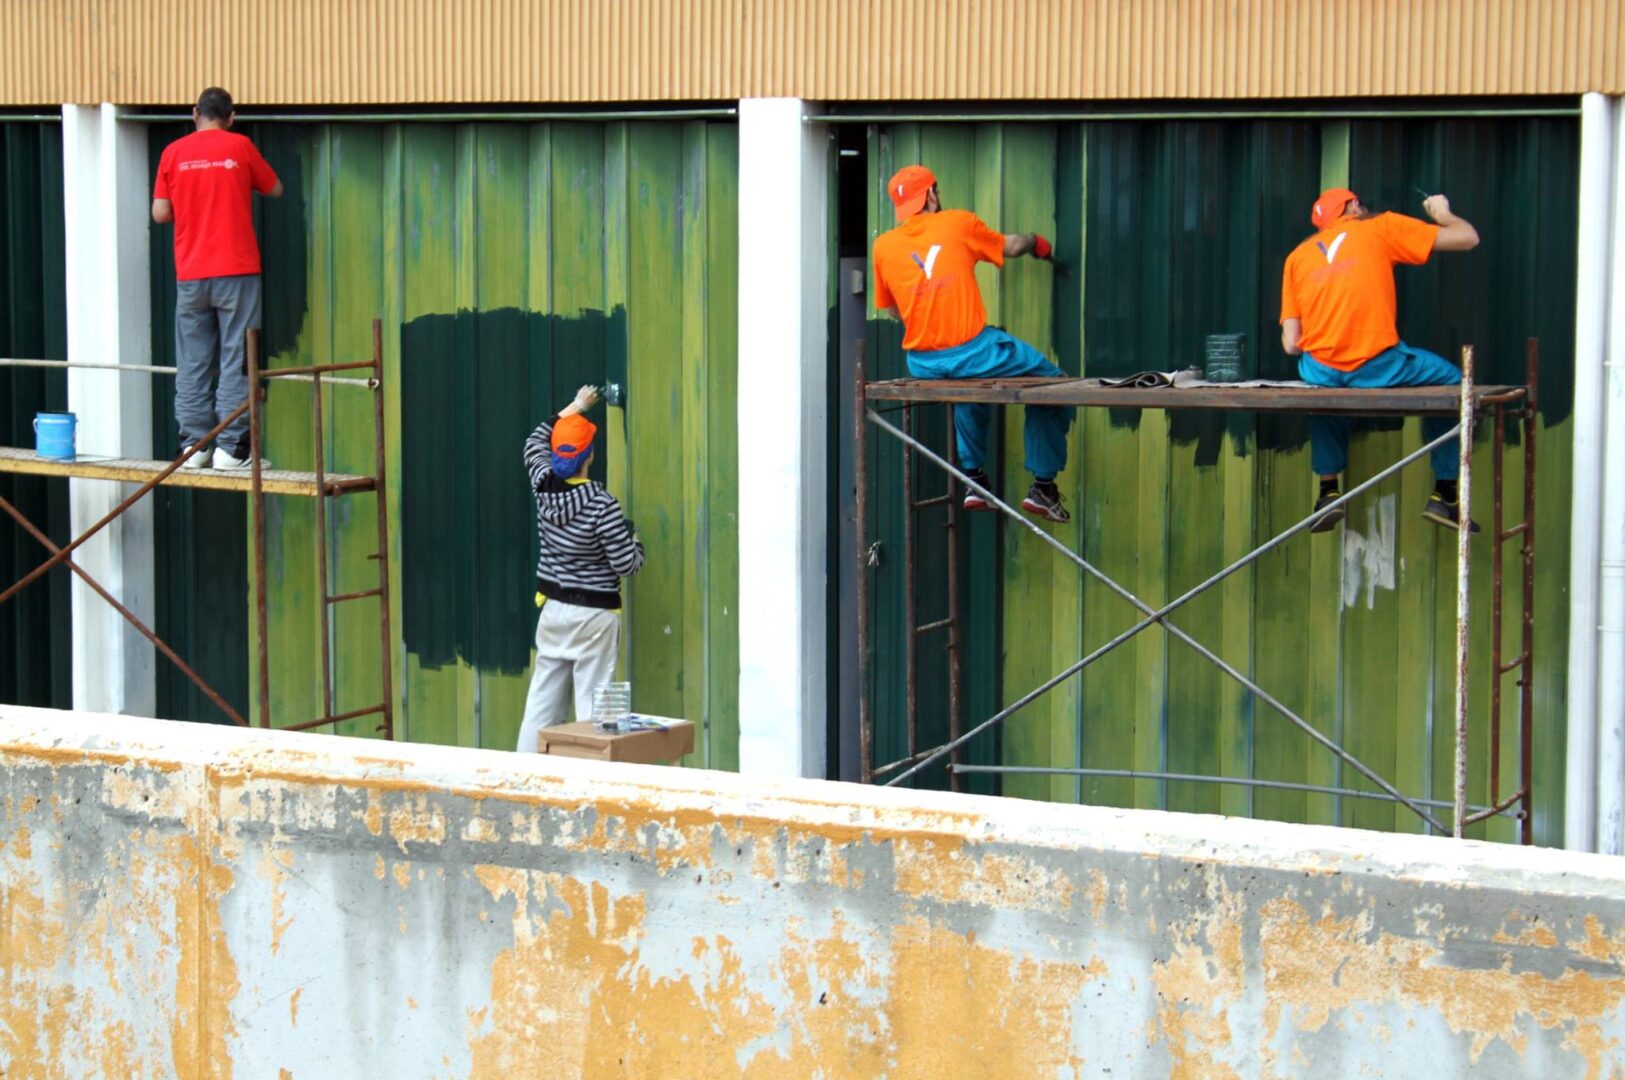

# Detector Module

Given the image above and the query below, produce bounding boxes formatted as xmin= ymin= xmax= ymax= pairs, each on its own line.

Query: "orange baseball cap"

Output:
xmin=888 ymin=165 xmax=936 ymax=220
xmin=1310 ymin=187 xmax=1358 ymax=229
xmin=551 ymin=413 xmax=597 ymax=478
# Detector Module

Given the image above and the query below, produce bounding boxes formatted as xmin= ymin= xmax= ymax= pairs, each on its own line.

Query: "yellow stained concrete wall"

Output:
xmin=0 ymin=0 xmax=1621 ymax=106
xmin=4 ymin=704 xmax=1625 ymax=1077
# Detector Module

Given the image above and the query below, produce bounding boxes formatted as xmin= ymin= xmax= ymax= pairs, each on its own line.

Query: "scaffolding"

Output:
xmin=0 ymin=320 xmax=394 ymax=737
xmin=855 ymin=340 xmax=1539 ymax=842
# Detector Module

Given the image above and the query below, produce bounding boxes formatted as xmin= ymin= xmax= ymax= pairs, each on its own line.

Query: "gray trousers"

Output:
xmin=174 ymin=273 xmax=262 ymax=456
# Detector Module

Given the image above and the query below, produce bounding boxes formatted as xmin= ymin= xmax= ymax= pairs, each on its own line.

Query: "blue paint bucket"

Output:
xmin=33 ymin=411 xmax=77 ymax=461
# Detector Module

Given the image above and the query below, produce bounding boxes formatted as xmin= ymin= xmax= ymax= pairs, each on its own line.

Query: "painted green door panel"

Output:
xmin=149 ymin=119 xmax=739 ymax=763
xmin=0 ymin=122 xmax=71 ymax=710
xmin=864 ymin=114 xmax=1577 ymax=844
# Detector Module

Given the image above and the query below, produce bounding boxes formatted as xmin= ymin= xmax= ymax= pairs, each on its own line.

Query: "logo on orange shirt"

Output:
xmin=911 ymin=245 xmax=943 ymax=279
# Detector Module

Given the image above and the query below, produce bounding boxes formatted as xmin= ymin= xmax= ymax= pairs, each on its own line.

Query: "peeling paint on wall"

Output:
xmin=1341 ymin=494 xmax=1398 ymax=611
xmin=4 ymin=707 xmax=1625 ymax=1077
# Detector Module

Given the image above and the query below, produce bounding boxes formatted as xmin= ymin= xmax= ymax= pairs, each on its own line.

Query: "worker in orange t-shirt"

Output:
xmin=873 ymin=165 xmax=1075 ymax=523
xmin=1280 ymin=187 xmax=1481 ymax=533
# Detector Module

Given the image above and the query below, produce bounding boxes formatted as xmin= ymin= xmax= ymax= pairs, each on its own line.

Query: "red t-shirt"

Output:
xmin=153 ymin=129 xmax=279 ymax=281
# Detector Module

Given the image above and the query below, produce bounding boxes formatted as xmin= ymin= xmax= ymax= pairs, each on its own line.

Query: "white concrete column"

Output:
xmin=1596 ymin=97 xmax=1625 ymax=855
xmin=60 ymin=103 xmax=155 ymax=716
xmin=736 ymin=98 xmax=830 ymax=778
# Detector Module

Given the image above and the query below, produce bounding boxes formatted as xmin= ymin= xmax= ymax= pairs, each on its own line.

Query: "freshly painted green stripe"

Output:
xmin=600 ymin=121 xmax=631 ymax=689
xmin=467 ymin=124 xmax=532 ymax=750
xmin=397 ymin=124 xmax=469 ymax=749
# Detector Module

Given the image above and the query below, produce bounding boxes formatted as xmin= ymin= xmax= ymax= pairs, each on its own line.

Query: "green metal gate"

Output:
xmin=0 ymin=120 xmax=70 ymax=709
xmin=149 ymin=118 xmax=740 ymax=764
xmin=862 ymin=112 xmax=1577 ymax=844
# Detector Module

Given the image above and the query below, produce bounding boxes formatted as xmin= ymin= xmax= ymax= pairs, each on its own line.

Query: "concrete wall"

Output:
xmin=3 ymin=707 xmax=1625 ymax=1079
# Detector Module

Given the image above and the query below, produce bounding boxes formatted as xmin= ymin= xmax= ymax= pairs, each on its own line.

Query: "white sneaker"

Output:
xmin=214 ymin=448 xmax=273 ymax=471
xmin=181 ymin=446 xmax=213 ymax=469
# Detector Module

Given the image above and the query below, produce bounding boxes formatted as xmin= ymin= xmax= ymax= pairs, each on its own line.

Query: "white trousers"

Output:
xmin=516 ymin=599 xmax=621 ymax=752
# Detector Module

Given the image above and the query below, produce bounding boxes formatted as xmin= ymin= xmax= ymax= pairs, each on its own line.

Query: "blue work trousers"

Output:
xmin=906 ymin=327 xmax=1075 ymax=478
xmin=1298 ymin=342 xmax=1461 ymax=481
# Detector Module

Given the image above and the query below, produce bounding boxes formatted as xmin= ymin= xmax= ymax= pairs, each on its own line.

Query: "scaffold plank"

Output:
xmin=0 ymin=447 xmax=375 ymax=497
xmin=865 ymin=377 xmax=1524 ymax=415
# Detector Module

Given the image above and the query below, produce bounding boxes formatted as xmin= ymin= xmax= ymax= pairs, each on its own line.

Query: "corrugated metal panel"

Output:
xmin=2 ymin=0 xmax=1621 ymax=105
xmin=864 ymin=115 xmax=1578 ymax=844
xmin=149 ymin=119 xmax=740 ymax=762
xmin=0 ymin=122 xmax=71 ymax=710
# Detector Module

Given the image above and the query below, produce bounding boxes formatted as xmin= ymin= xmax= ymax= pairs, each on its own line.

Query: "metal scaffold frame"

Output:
xmin=855 ymin=340 xmax=1540 ymax=842
xmin=0 ymin=319 xmax=395 ymax=738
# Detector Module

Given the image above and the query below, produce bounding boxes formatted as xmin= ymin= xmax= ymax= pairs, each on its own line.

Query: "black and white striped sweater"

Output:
xmin=524 ymin=415 xmax=644 ymax=609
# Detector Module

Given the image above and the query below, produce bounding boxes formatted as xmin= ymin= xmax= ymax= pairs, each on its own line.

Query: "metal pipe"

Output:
xmin=261 ymin=359 xmax=378 ymax=377
xmin=1491 ymin=400 xmax=1506 ymax=808
xmin=1453 ymin=346 xmax=1476 ymax=838
xmin=810 ymin=107 xmax=1580 ymax=125
xmin=854 ymin=344 xmax=872 ymax=783
xmin=117 ymin=109 xmax=737 ymax=124
xmin=1521 ymin=340 xmax=1540 ymax=845
xmin=0 ymin=115 xmax=62 ymax=123
xmin=280 ymin=703 xmax=387 ymax=732
xmin=249 ymin=330 xmax=272 ymax=728
xmin=874 ymin=407 xmax=1451 ymax=832
xmin=1462 ymin=788 xmax=1528 ymax=826
xmin=312 ymin=369 xmax=334 ymax=722
xmin=370 ymin=318 xmax=397 ymax=740
xmin=872 ymin=746 xmax=941 ymax=779
xmin=0 ymin=356 xmax=372 ymax=387
xmin=945 ymin=408 xmax=963 ymax=793
xmin=1566 ymin=92 xmax=1614 ymax=852
xmin=328 ymin=587 xmax=383 ymax=604
xmin=0 ymin=493 xmax=248 ymax=727
xmin=1 ymin=358 xmax=179 ymax=374
xmin=0 ymin=403 xmax=246 ymax=608
xmin=903 ymin=404 xmax=917 ymax=763
xmin=948 ymin=765 xmax=1510 ymax=817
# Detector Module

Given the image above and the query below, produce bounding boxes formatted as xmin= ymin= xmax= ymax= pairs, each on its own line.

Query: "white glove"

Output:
xmin=572 ymin=385 xmax=601 ymax=413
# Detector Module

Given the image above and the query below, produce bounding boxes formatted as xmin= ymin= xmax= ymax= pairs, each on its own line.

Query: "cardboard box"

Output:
xmin=536 ymin=718 xmax=695 ymax=764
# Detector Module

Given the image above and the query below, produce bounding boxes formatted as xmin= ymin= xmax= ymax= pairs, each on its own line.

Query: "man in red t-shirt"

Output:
xmin=152 ymin=87 xmax=282 ymax=470
xmin=872 ymin=165 xmax=1073 ymax=523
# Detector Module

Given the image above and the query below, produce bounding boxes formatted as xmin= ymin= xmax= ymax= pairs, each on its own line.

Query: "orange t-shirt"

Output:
xmin=873 ymin=209 xmax=1006 ymax=352
xmin=1280 ymin=212 xmax=1439 ymax=371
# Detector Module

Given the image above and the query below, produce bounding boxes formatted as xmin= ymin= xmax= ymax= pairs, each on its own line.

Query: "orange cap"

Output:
xmin=887 ymin=165 xmax=936 ymax=220
xmin=551 ymin=413 xmax=597 ymax=478
xmin=1311 ymin=187 xmax=1358 ymax=229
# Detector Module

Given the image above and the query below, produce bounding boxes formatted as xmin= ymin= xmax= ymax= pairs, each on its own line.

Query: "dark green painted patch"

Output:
xmin=400 ymin=306 xmax=627 ymax=674
xmin=0 ymin=122 xmax=71 ymax=709
xmin=1347 ymin=117 xmax=1578 ymax=425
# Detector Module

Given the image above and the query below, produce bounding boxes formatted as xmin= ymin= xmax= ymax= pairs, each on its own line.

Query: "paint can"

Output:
xmin=32 ymin=411 xmax=77 ymax=460
xmin=1203 ymin=334 xmax=1249 ymax=383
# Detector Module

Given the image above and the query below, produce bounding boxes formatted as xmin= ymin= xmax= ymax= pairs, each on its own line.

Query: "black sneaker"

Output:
xmin=1423 ymin=493 xmax=1482 ymax=534
xmin=1309 ymin=490 xmax=1345 ymax=533
xmin=962 ymin=471 xmax=993 ymax=512
xmin=1021 ymin=483 xmax=1070 ymax=524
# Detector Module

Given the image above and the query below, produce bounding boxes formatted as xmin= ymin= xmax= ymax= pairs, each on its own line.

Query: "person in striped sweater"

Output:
xmin=516 ymin=385 xmax=644 ymax=751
